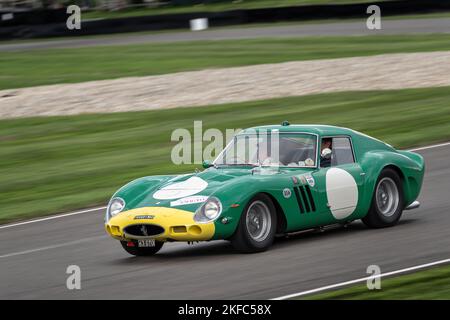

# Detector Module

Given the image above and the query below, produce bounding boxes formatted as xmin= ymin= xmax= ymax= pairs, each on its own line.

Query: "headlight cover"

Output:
xmin=194 ymin=197 xmax=222 ymax=223
xmin=106 ymin=197 xmax=125 ymax=222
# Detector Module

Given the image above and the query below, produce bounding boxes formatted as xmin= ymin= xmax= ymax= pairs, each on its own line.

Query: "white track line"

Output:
xmin=409 ymin=141 xmax=450 ymax=152
xmin=0 ymin=235 xmax=108 ymax=259
xmin=0 ymin=206 xmax=107 ymax=230
xmin=0 ymin=141 xmax=449 ymax=230
xmin=272 ymin=258 xmax=450 ymax=300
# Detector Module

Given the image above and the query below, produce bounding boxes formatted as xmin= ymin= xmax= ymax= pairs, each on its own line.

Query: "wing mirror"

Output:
xmin=202 ymin=160 xmax=213 ymax=168
xmin=321 ymin=148 xmax=332 ymax=159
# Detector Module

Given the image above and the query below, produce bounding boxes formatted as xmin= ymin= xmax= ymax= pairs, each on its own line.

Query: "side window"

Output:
xmin=331 ymin=137 xmax=355 ymax=166
xmin=320 ymin=137 xmax=354 ymax=168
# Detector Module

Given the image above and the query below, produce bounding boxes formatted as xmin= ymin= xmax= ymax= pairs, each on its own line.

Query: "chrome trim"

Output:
xmin=194 ymin=197 xmax=223 ymax=224
xmin=122 ymin=223 xmax=165 ymax=240
xmin=106 ymin=197 xmax=126 ymax=222
xmin=405 ymin=200 xmax=420 ymax=210
xmin=123 ymin=233 xmax=162 ymax=240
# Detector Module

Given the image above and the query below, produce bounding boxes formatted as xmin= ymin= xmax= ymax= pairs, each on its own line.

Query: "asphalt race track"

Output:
xmin=1 ymin=18 xmax=450 ymax=52
xmin=0 ymin=143 xmax=449 ymax=299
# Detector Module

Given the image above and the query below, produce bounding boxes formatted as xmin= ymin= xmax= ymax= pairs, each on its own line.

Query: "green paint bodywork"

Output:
xmin=109 ymin=125 xmax=425 ymax=240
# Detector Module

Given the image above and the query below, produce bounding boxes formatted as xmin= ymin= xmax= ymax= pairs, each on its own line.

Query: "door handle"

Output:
xmin=360 ymin=172 xmax=366 ymax=176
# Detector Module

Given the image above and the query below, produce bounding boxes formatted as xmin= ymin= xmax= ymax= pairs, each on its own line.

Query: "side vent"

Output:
xmin=298 ymin=186 xmax=310 ymax=212
xmin=293 ymin=187 xmax=304 ymax=214
xmin=304 ymin=185 xmax=316 ymax=212
xmin=294 ymin=186 xmax=316 ymax=214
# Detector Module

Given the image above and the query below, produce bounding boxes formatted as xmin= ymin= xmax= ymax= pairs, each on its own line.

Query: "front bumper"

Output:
xmin=105 ymin=207 xmax=215 ymax=242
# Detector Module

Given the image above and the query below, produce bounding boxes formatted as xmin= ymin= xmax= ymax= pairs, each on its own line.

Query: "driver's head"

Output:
xmin=321 ymin=138 xmax=332 ymax=151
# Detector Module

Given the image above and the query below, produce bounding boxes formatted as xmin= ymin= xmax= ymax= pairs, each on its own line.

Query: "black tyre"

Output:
xmin=231 ymin=194 xmax=277 ymax=253
xmin=120 ymin=240 xmax=164 ymax=256
xmin=362 ymin=168 xmax=404 ymax=228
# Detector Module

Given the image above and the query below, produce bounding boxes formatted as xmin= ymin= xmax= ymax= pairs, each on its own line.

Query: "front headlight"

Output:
xmin=194 ymin=197 xmax=222 ymax=223
xmin=106 ymin=197 xmax=125 ymax=222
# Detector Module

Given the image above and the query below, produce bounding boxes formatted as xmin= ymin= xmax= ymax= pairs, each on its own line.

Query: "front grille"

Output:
xmin=124 ymin=224 xmax=165 ymax=237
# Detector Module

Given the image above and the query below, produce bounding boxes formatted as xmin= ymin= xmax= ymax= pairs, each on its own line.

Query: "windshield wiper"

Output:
xmin=217 ymin=163 xmax=258 ymax=167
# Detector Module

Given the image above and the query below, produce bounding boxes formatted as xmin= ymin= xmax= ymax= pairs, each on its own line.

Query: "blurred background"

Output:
xmin=0 ymin=0 xmax=449 ymax=300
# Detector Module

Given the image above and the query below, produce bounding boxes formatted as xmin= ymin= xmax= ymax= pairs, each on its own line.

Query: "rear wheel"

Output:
xmin=120 ymin=240 xmax=164 ymax=256
xmin=362 ymin=168 xmax=404 ymax=228
xmin=231 ymin=194 xmax=277 ymax=253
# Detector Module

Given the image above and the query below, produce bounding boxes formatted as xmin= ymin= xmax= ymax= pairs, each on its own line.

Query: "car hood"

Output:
xmin=115 ymin=166 xmax=315 ymax=213
xmin=115 ymin=168 xmax=252 ymax=212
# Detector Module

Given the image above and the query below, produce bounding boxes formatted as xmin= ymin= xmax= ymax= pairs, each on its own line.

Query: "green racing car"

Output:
xmin=105 ymin=123 xmax=424 ymax=255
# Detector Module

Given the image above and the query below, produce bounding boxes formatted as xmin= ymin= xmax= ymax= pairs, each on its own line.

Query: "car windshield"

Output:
xmin=214 ymin=132 xmax=317 ymax=168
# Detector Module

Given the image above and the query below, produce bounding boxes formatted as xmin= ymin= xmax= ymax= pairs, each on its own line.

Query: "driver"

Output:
xmin=320 ymin=138 xmax=332 ymax=168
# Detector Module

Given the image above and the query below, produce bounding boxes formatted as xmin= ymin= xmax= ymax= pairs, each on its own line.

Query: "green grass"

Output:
xmin=1 ymin=86 xmax=450 ymax=223
xmin=2 ymin=34 xmax=450 ymax=90
xmin=303 ymin=264 xmax=450 ymax=299
xmin=82 ymin=0 xmax=389 ymax=19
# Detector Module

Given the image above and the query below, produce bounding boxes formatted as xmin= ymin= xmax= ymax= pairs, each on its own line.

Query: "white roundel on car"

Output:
xmin=326 ymin=167 xmax=358 ymax=220
xmin=153 ymin=176 xmax=208 ymax=200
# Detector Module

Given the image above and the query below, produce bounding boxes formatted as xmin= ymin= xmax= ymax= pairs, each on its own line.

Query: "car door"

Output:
xmin=318 ymin=136 xmax=365 ymax=222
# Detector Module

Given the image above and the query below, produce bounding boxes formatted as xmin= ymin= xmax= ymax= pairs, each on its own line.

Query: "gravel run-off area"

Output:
xmin=1 ymin=51 xmax=449 ymax=119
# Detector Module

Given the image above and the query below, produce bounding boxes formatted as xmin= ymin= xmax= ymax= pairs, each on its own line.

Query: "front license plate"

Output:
xmin=138 ymin=239 xmax=155 ymax=247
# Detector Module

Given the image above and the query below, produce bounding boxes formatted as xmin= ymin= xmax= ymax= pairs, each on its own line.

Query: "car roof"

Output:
xmin=241 ymin=124 xmax=357 ymax=136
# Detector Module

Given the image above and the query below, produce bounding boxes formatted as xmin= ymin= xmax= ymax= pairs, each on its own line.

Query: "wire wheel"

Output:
xmin=376 ymin=177 xmax=400 ymax=217
xmin=245 ymin=200 xmax=272 ymax=242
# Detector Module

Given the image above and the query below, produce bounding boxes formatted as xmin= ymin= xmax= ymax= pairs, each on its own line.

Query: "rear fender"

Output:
xmin=360 ymin=150 xmax=425 ymax=208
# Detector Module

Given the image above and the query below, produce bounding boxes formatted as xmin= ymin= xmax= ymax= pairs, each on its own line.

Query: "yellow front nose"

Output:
xmin=105 ymin=207 xmax=215 ymax=242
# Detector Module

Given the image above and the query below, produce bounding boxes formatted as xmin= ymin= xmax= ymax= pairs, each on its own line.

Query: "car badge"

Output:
xmin=305 ymin=174 xmax=315 ymax=187
xmin=283 ymin=188 xmax=292 ymax=199
xmin=140 ymin=225 xmax=149 ymax=236
xmin=134 ymin=215 xmax=155 ymax=220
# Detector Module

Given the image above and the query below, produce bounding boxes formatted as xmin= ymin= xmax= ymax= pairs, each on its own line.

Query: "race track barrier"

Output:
xmin=1 ymin=0 xmax=450 ymax=40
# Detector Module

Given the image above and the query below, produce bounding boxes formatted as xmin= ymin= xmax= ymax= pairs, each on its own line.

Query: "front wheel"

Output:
xmin=120 ymin=240 xmax=164 ymax=256
xmin=231 ymin=194 xmax=277 ymax=253
xmin=362 ymin=168 xmax=404 ymax=228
